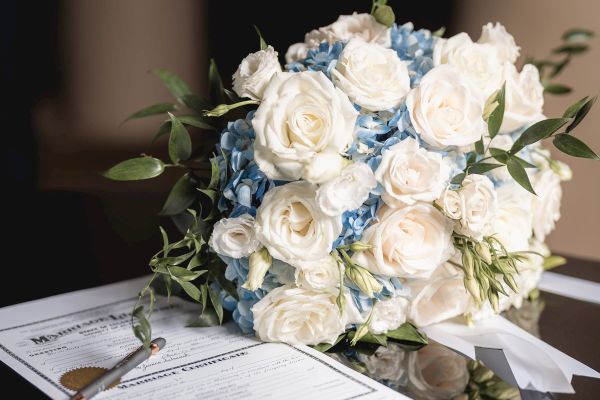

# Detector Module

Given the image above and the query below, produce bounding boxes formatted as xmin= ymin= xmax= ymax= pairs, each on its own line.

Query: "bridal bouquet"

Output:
xmin=105 ymin=3 xmax=597 ymax=349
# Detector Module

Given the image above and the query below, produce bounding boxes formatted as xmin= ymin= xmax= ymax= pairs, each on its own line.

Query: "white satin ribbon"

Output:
xmin=538 ymin=271 xmax=600 ymax=304
xmin=423 ymin=316 xmax=600 ymax=393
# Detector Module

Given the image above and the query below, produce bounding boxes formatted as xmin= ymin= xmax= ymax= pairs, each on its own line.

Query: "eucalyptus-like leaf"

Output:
xmin=152 ymin=69 xmax=192 ymax=99
xmin=312 ymin=334 xmax=346 ymax=352
xmin=451 ymin=172 xmax=466 ymax=185
xmin=254 ymin=25 xmax=268 ymax=50
xmin=350 ymin=322 xmax=371 ymax=346
xmin=177 ymin=115 xmax=216 ymax=131
xmin=152 ymin=121 xmax=172 ymax=143
xmin=475 ymin=137 xmax=484 ymax=155
xmin=200 ymin=284 xmax=208 ymax=313
xmin=207 ymin=157 xmax=220 ymax=190
xmin=180 ymin=94 xmax=211 ymax=112
xmin=562 ymin=28 xmax=595 ymax=42
xmin=198 ymin=188 xmax=218 ymax=203
xmin=563 ymin=96 xmax=590 ymax=118
xmin=544 ymin=83 xmax=572 ymax=95
xmin=168 ymin=113 xmax=192 ymax=163
xmin=513 ymin=156 xmax=537 ymax=169
xmin=487 ymin=83 xmax=505 ymax=138
xmin=178 ymin=281 xmax=201 ymax=301
xmin=123 ymin=103 xmax=176 ymax=124
xmin=552 ymin=44 xmax=589 ymax=54
xmin=553 ymin=134 xmax=600 ymax=160
xmin=489 ymin=148 xmax=509 ymax=164
xmin=208 ymin=59 xmax=225 ymax=105
xmin=468 ymin=163 xmax=503 ymax=174
xmin=208 ymin=286 xmax=224 ymax=324
xmin=511 ymin=118 xmax=571 ymax=153
xmin=169 ymin=266 xmax=206 ymax=282
xmin=373 ymin=4 xmax=395 ymax=27
xmin=159 ymin=173 xmax=198 ymax=216
xmin=566 ymin=95 xmax=596 ymax=132
xmin=386 ymin=322 xmax=428 ymax=345
xmin=187 ymin=307 xmax=220 ymax=327
xmin=103 ymin=156 xmax=165 ymax=181
xmin=506 ymin=157 xmax=536 ymax=195
xmin=347 ymin=331 xmax=388 ymax=347
xmin=132 ymin=305 xmax=152 ymax=348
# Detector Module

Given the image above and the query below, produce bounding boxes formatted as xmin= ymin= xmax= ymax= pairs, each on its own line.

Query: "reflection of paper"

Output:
xmin=538 ymin=271 xmax=600 ymax=304
xmin=0 ymin=277 xmax=407 ymax=400
xmin=423 ymin=316 xmax=600 ymax=393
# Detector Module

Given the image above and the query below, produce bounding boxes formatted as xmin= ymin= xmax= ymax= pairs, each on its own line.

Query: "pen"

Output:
xmin=71 ymin=337 xmax=166 ymax=400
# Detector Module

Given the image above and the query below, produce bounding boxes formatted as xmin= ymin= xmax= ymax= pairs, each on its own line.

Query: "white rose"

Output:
xmin=253 ymin=71 xmax=358 ymax=183
xmin=316 ymin=162 xmax=376 ymax=216
xmin=251 ymin=285 xmax=361 ymax=345
xmin=301 ymin=152 xmax=347 ymax=184
xmin=255 ymin=181 xmax=342 ymax=266
xmin=478 ymin=22 xmax=520 ymax=64
xmin=352 ymin=204 xmax=454 ymax=279
xmin=531 ymin=168 xmax=562 ymax=241
xmin=376 ymin=138 xmax=451 ymax=207
xmin=232 ymin=46 xmax=282 ymax=101
xmin=408 ymin=343 xmax=469 ymax=399
xmin=295 ymin=255 xmax=340 ymax=290
xmin=357 ymin=343 xmax=409 ymax=382
xmin=487 ymin=182 xmax=533 ymax=252
xmin=440 ymin=174 xmax=497 ymax=239
xmin=369 ymin=296 xmax=409 ymax=335
xmin=433 ymin=32 xmax=504 ymax=97
xmin=406 ymin=263 xmax=471 ymax=327
xmin=500 ymin=63 xmax=545 ymax=134
xmin=332 ymin=40 xmax=410 ymax=111
xmin=208 ymin=214 xmax=260 ymax=258
xmin=304 ymin=12 xmax=391 ymax=49
xmin=285 ymin=42 xmax=309 ymax=64
xmin=406 ymin=65 xmax=486 ymax=149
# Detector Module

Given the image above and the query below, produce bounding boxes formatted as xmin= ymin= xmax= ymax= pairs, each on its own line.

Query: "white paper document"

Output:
xmin=0 ymin=277 xmax=407 ymax=400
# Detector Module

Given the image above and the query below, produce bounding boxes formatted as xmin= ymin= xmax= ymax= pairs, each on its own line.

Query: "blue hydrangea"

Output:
xmin=286 ymin=41 xmax=344 ymax=78
xmin=391 ymin=22 xmax=436 ymax=86
xmin=347 ymin=276 xmax=409 ymax=315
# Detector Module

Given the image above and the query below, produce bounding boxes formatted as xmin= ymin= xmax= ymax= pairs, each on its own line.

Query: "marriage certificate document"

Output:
xmin=0 ymin=277 xmax=407 ymax=400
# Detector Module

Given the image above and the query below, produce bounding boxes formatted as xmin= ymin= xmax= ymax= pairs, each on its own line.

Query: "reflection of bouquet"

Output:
xmin=105 ymin=3 xmax=597 ymax=348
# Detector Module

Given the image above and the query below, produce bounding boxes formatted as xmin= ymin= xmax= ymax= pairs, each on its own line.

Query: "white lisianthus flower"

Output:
xmin=252 ymin=71 xmax=358 ymax=183
xmin=316 ymin=162 xmax=376 ymax=216
xmin=232 ymin=46 xmax=281 ymax=101
xmin=300 ymin=152 xmax=348 ymax=184
xmin=368 ymin=296 xmax=409 ymax=335
xmin=433 ymin=32 xmax=504 ymax=97
xmin=530 ymin=147 xmax=573 ymax=181
xmin=357 ymin=343 xmax=409 ymax=382
xmin=255 ymin=181 xmax=342 ymax=266
xmin=511 ymin=240 xmax=547 ymax=308
xmin=408 ymin=343 xmax=469 ymax=399
xmin=295 ymin=256 xmax=340 ymax=290
xmin=208 ymin=214 xmax=260 ymax=258
xmin=352 ymin=204 xmax=454 ymax=279
xmin=500 ymin=63 xmax=545 ymax=134
xmin=478 ymin=22 xmax=520 ymax=64
xmin=406 ymin=65 xmax=486 ymax=149
xmin=251 ymin=285 xmax=362 ymax=345
xmin=406 ymin=263 xmax=471 ymax=327
xmin=285 ymin=42 xmax=310 ymax=64
xmin=332 ymin=40 xmax=410 ymax=111
xmin=305 ymin=12 xmax=391 ymax=49
xmin=487 ymin=182 xmax=533 ymax=252
xmin=439 ymin=174 xmax=497 ymax=239
xmin=531 ymin=168 xmax=563 ymax=241
xmin=375 ymin=138 xmax=451 ymax=207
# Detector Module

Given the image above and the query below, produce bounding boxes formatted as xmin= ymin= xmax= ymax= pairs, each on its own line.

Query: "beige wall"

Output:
xmin=455 ymin=0 xmax=600 ymax=260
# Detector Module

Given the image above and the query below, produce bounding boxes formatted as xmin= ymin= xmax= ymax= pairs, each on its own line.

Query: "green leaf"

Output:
xmin=208 ymin=59 xmax=226 ymax=106
xmin=178 ymin=281 xmax=201 ymax=301
xmin=511 ymin=118 xmax=571 ymax=153
xmin=123 ymin=103 xmax=176 ymax=124
xmin=177 ymin=115 xmax=216 ymax=131
xmin=475 ymin=137 xmax=484 ymax=155
xmin=198 ymin=188 xmax=218 ymax=203
xmin=152 ymin=69 xmax=192 ymax=99
xmin=386 ymin=323 xmax=428 ymax=345
xmin=373 ymin=5 xmax=395 ymax=27
xmin=159 ymin=173 xmax=197 ymax=216
xmin=563 ymin=96 xmax=590 ymax=118
xmin=544 ymin=83 xmax=572 ymax=95
xmin=451 ymin=173 xmax=466 ymax=186
xmin=132 ymin=305 xmax=152 ymax=348
xmin=347 ymin=331 xmax=388 ymax=347
xmin=432 ymin=26 xmax=446 ymax=38
xmin=180 ymin=94 xmax=210 ymax=112
xmin=566 ymin=95 xmax=596 ymax=132
xmin=152 ymin=121 xmax=172 ymax=143
xmin=487 ymin=83 xmax=506 ymax=138
xmin=468 ymin=163 xmax=503 ymax=174
xmin=553 ymin=44 xmax=589 ymax=54
xmin=506 ymin=157 xmax=536 ymax=195
xmin=200 ymin=284 xmax=208 ymax=313
xmin=350 ymin=322 xmax=371 ymax=346
xmin=562 ymin=28 xmax=595 ymax=42
xmin=159 ymin=226 xmax=169 ymax=256
xmin=162 ymin=274 xmax=173 ymax=300
xmin=168 ymin=113 xmax=192 ymax=163
xmin=549 ymin=57 xmax=571 ymax=79
xmin=553 ymin=134 xmax=600 ymax=160
xmin=169 ymin=266 xmax=206 ymax=282
xmin=513 ymin=156 xmax=537 ymax=169
xmin=254 ymin=25 xmax=268 ymax=50
xmin=312 ymin=334 xmax=346 ymax=352
xmin=187 ymin=307 xmax=220 ymax=327
xmin=466 ymin=152 xmax=477 ymax=165
xmin=208 ymin=286 xmax=223 ymax=324
xmin=103 ymin=157 xmax=165 ymax=181
xmin=543 ymin=255 xmax=567 ymax=270
xmin=489 ymin=148 xmax=509 ymax=164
